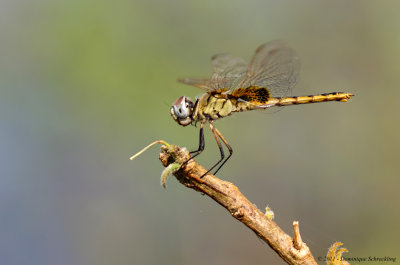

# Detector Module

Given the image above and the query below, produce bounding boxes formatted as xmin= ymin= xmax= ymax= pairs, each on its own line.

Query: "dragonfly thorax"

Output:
xmin=170 ymin=96 xmax=194 ymax=126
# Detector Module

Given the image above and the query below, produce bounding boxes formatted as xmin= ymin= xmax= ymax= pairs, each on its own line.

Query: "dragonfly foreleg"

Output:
xmin=181 ymin=122 xmax=205 ymax=167
xmin=189 ymin=122 xmax=205 ymax=157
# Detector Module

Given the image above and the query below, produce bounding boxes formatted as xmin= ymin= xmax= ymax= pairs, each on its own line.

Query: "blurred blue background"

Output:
xmin=1 ymin=0 xmax=399 ymax=264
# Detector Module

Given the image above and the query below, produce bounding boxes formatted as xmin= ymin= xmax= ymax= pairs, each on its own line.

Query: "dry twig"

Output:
xmin=158 ymin=144 xmax=318 ymax=265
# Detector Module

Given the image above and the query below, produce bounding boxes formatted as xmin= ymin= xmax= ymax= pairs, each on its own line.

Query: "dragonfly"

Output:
xmin=170 ymin=41 xmax=353 ymax=177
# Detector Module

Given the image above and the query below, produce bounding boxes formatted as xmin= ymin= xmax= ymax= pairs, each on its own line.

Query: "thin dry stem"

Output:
xmin=159 ymin=144 xmax=318 ymax=265
xmin=130 ymin=140 xmax=169 ymax=160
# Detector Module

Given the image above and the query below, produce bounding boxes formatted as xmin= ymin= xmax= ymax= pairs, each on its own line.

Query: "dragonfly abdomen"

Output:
xmin=265 ymin=92 xmax=354 ymax=107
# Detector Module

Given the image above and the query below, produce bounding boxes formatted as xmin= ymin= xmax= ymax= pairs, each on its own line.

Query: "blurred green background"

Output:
xmin=1 ymin=0 xmax=399 ymax=264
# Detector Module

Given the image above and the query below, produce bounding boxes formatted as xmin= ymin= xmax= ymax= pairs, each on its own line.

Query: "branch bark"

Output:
xmin=159 ymin=144 xmax=318 ymax=265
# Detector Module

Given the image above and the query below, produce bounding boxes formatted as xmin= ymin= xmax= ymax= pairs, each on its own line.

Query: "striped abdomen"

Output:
xmin=264 ymin=92 xmax=354 ymax=107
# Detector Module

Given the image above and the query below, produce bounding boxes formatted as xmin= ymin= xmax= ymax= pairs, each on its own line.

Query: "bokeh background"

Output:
xmin=1 ymin=0 xmax=399 ymax=264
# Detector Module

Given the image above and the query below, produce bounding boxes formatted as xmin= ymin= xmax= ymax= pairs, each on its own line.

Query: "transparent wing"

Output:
xmin=178 ymin=54 xmax=247 ymax=91
xmin=237 ymin=41 xmax=300 ymax=97
xmin=178 ymin=78 xmax=211 ymax=90
xmin=179 ymin=41 xmax=299 ymax=96
xmin=209 ymin=54 xmax=248 ymax=90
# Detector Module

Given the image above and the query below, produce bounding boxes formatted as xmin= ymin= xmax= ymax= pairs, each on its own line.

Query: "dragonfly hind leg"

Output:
xmin=212 ymin=126 xmax=233 ymax=175
xmin=200 ymin=122 xmax=233 ymax=178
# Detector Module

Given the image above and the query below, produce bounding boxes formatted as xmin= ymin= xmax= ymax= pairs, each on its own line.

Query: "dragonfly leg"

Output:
xmin=200 ymin=122 xmax=225 ymax=178
xmin=189 ymin=122 xmax=205 ymax=157
xmin=182 ymin=122 xmax=205 ymax=167
xmin=212 ymin=126 xmax=233 ymax=175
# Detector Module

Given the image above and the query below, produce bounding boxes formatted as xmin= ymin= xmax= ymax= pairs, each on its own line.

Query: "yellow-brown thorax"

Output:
xmin=192 ymin=91 xmax=234 ymax=122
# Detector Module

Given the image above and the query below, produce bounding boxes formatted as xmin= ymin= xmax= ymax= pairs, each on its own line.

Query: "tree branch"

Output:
xmin=159 ymin=144 xmax=318 ymax=265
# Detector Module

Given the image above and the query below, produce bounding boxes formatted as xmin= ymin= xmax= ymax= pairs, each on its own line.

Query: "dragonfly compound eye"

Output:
xmin=170 ymin=96 xmax=193 ymax=126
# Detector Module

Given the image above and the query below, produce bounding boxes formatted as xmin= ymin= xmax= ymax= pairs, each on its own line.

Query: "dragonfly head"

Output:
xmin=170 ymin=96 xmax=194 ymax=126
